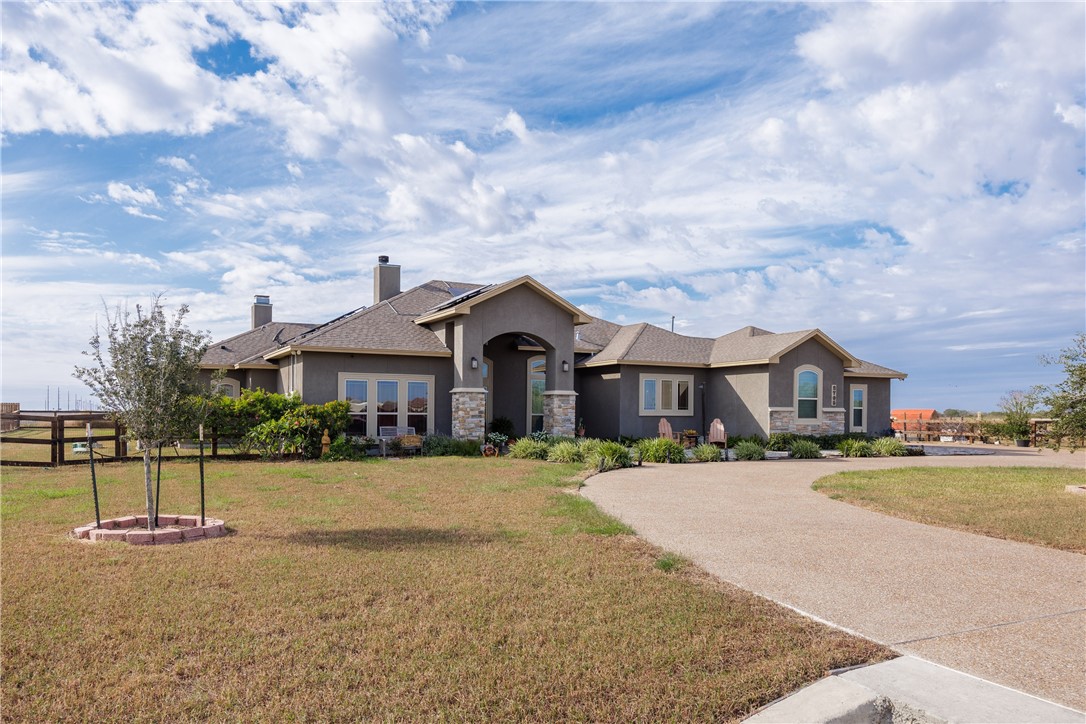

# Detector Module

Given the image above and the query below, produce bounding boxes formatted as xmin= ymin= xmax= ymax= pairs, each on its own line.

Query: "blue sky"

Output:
xmin=2 ymin=1 xmax=1084 ymax=413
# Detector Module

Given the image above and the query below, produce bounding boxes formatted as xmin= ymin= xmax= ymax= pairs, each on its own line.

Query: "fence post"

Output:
xmin=50 ymin=417 xmax=59 ymax=466
xmin=56 ymin=416 xmax=66 ymax=466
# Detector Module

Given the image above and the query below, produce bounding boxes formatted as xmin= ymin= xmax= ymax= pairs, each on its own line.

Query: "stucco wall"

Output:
xmin=846 ymin=377 xmax=894 ymax=436
xmin=768 ymin=338 xmax=848 ymax=409
xmin=574 ymin=366 xmax=621 ymax=440
xmin=454 ymin=285 xmax=576 ymax=392
xmin=615 ymin=365 xmax=709 ymax=440
xmin=298 ymin=352 xmax=455 ymax=434
xmin=710 ymin=365 xmax=770 ymax=438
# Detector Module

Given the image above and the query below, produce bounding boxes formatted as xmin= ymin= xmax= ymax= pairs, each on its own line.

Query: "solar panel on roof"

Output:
xmin=423 ymin=283 xmax=494 ymax=314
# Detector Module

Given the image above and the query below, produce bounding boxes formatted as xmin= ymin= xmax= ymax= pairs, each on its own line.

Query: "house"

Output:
xmin=200 ymin=257 xmax=906 ymax=441
xmin=891 ymin=409 xmax=940 ymax=433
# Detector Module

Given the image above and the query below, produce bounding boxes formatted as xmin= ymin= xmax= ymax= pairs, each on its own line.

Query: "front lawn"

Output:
xmin=813 ymin=466 xmax=1086 ymax=553
xmin=2 ymin=457 xmax=889 ymax=721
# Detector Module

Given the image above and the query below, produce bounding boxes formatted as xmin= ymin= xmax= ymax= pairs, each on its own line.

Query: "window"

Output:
xmin=795 ymin=366 xmax=821 ymax=420
xmin=850 ymin=384 xmax=867 ymax=432
xmin=212 ymin=378 xmax=240 ymax=398
xmin=407 ymin=381 xmax=429 ymax=434
xmin=639 ymin=374 xmax=694 ymax=416
xmin=376 ymin=380 xmax=399 ymax=431
xmin=338 ymin=373 xmax=434 ymax=435
xmin=528 ymin=356 xmax=546 ymax=433
xmin=345 ymin=379 xmax=368 ymax=436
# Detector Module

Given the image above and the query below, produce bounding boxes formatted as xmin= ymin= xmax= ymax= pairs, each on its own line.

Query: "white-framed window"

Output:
xmin=638 ymin=373 xmax=693 ymax=416
xmin=795 ymin=365 xmax=822 ymax=420
xmin=527 ymin=356 xmax=546 ymax=433
xmin=850 ymin=384 xmax=867 ymax=432
xmin=338 ymin=373 xmax=434 ymax=436
xmin=213 ymin=378 xmax=241 ymax=398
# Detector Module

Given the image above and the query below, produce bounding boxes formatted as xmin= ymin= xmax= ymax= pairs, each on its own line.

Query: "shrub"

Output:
xmin=789 ymin=439 xmax=822 ymax=459
xmin=527 ymin=430 xmax=552 ymax=443
xmin=422 ymin=433 xmax=482 ymax=456
xmin=838 ymin=439 xmax=873 ymax=457
xmin=547 ymin=440 xmax=583 ymax=463
xmin=577 ymin=438 xmax=604 ymax=459
xmin=509 ymin=437 xmax=551 ymax=460
xmin=765 ymin=433 xmax=797 ymax=451
xmin=870 ymin=437 xmax=907 ymax=457
xmin=584 ymin=440 xmax=631 ymax=471
xmin=321 ymin=435 xmax=373 ymax=461
xmin=635 ymin=437 xmax=687 ymax=463
xmin=489 ymin=416 xmax=515 ymax=438
xmin=729 ymin=434 xmax=767 ymax=447
xmin=692 ymin=443 xmax=721 ymax=462
xmin=733 ymin=440 xmax=766 ymax=461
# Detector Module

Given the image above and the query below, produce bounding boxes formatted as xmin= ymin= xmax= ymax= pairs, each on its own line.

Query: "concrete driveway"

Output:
xmin=579 ymin=447 xmax=1086 ymax=711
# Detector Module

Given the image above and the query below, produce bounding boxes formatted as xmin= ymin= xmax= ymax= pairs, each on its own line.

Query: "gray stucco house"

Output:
xmin=200 ymin=257 xmax=906 ymax=441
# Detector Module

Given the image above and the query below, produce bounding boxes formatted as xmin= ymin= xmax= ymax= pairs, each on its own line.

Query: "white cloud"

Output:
xmin=157 ymin=156 xmax=195 ymax=173
xmin=446 ymin=53 xmax=466 ymax=71
xmin=107 ymin=181 xmax=159 ymax=207
xmin=379 ymin=133 xmax=534 ymax=235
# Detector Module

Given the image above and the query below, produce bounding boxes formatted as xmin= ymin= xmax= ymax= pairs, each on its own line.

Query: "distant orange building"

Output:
xmin=891 ymin=409 xmax=939 ymax=432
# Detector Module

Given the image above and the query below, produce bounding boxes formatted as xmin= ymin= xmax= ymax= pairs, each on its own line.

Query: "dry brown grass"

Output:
xmin=3 ymin=457 xmax=889 ymax=721
xmin=813 ymin=466 xmax=1086 ymax=553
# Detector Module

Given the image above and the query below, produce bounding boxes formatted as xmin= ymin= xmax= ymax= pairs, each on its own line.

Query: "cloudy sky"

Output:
xmin=2 ymin=1 xmax=1083 ymax=412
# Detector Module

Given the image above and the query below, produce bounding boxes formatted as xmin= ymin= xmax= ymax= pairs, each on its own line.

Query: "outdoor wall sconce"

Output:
xmin=471 ymin=357 xmax=479 ymax=369
xmin=562 ymin=360 xmax=569 ymax=372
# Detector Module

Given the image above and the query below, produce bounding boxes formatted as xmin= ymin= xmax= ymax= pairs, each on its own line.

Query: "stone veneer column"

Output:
xmin=543 ymin=391 xmax=577 ymax=438
xmin=451 ymin=388 xmax=487 ymax=440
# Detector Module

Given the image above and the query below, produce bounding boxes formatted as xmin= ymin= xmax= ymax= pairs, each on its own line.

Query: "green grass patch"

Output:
xmin=2 ymin=457 xmax=889 ymax=720
xmin=546 ymin=494 xmax=635 ymax=536
xmin=813 ymin=466 xmax=1086 ymax=552
xmin=654 ymin=552 xmax=687 ymax=573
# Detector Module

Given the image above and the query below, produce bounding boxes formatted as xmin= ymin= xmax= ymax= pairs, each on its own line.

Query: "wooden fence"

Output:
xmin=0 ymin=403 xmax=19 ymax=432
xmin=0 ymin=411 xmax=253 ymax=467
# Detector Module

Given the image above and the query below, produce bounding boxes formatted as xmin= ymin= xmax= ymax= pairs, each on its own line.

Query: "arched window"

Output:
xmin=795 ymin=366 xmax=821 ymax=420
xmin=213 ymin=378 xmax=241 ymax=398
xmin=527 ymin=356 xmax=546 ymax=433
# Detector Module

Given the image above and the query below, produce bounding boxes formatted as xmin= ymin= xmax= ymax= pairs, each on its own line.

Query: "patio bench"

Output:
xmin=377 ymin=426 xmax=416 ymax=456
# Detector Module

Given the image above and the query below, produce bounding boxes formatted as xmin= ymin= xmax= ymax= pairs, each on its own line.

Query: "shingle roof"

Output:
xmin=269 ymin=280 xmax=482 ymax=357
xmin=589 ymin=323 xmax=714 ymax=366
xmin=709 ymin=326 xmax=817 ymax=366
xmin=847 ymin=359 xmax=908 ymax=379
xmin=201 ymin=322 xmax=315 ymax=368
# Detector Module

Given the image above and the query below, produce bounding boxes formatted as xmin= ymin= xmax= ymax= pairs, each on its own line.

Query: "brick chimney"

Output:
xmin=373 ymin=255 xmax=401 ymax=304
xmin=252 ymin=295 xmax=272 ymax=329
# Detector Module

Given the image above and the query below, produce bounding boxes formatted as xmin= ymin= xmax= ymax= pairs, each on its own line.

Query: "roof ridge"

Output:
xmin=617 ymin=322 xmax=649 ymax=360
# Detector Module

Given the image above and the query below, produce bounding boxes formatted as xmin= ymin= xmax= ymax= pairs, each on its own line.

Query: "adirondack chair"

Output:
xmin=657 ymin=418 xmax=680 ymax=442
xmin=708 ymin=418 xmax=729 ymax=450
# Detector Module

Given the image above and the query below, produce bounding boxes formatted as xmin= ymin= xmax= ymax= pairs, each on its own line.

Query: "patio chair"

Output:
xmin=658 ymin=418 xmax=681 ymax=442
xmin=708 ymin=418 xmax=728 ymax=449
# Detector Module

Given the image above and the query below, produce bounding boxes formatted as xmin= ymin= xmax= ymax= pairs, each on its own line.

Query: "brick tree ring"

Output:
xmin=70 ymin=515 xmax=228 ymax=545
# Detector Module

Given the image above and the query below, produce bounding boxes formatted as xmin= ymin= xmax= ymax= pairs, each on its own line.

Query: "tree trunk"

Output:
xmin=143 ymin=446 xmax=155 ymax=531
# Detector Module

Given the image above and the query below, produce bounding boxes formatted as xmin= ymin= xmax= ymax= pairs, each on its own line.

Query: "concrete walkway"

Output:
xmin=580 ymin=447 xmax=1086 ymax=712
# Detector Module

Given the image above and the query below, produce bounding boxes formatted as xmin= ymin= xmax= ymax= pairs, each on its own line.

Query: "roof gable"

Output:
xmin=710 ymin=327 xmax=856 ymax=367
xmin=413 ymin=276 xmax=592 ymax=326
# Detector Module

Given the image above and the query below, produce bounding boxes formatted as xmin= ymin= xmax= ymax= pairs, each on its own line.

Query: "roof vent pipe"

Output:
xmin=373 ymin=256 xmax=401 ymax=304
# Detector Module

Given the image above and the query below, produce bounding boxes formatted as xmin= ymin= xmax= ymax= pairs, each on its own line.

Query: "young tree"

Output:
xmin=74 ymin=297 xmax=209 ymax=530
xmin=1034 ymin=333 xmax=1086 ymax=451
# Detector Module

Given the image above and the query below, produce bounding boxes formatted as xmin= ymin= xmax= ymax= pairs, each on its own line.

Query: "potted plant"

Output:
xmin=486 ymin=432 xmax=509 ymax=455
